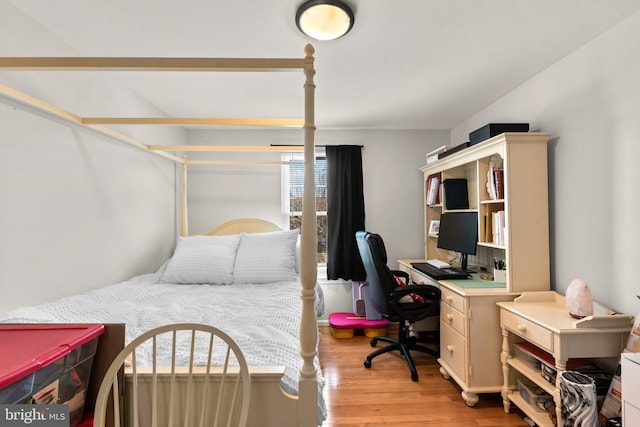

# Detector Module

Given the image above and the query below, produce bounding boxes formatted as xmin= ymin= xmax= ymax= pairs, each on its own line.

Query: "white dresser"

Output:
xmin=622 ymin=352 xmax=640 ymax=427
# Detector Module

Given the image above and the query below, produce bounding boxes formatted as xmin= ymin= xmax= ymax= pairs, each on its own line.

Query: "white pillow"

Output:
xmin=161 ymin=234 xmax=242 ymax=284
xmin=233 ymin=230 xmax=299 ymax=283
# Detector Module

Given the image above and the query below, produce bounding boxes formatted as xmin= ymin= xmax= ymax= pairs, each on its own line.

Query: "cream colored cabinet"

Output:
xmin=421 ymin=132 xmax=550 ymax=292
xmin=398 ymin=260 xmax=517 ymax=406
xmin=438 ymin=282 xmax=518 ymax=406
xmin=497 ymin=292 xmax=632 ymax=427
xmin=396 ymin=132 xmax=554 ymax=405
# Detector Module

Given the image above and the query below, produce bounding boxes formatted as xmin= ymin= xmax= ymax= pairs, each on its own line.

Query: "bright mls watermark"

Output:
xmin=0 ymin=405 xmax=69 ymax=426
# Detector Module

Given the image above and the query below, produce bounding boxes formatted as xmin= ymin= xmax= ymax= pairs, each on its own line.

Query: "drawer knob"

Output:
xmin=447 ymin=345 xmax=454 ymax=353
xmin=446 ymin=314 xmax=453 ymax=322
xmin=446 ymin=296 xmax=453 ymax=302
xmin=517 ymin=324 xmax=528 ymax=333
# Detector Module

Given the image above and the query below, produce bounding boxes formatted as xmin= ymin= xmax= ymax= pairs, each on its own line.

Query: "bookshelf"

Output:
xmin=420 ymin=132 xmax=551 ymax=293
xmin=398 ymin=132 xmax=552 ymax=407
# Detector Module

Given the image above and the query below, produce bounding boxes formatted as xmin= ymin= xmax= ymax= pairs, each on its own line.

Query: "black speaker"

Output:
xmin=443 ymin=179 xmax=469 ymax=210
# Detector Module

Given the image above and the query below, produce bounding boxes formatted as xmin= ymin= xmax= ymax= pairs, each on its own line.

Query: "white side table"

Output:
xmin=622 ymin=352 xmax=640 ymax=427
xmin=497 ymin=291 xmax=632 ymax=427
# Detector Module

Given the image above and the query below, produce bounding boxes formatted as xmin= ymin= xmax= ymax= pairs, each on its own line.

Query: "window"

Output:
xmin=282 ymin=150 xmax=327 ymax=263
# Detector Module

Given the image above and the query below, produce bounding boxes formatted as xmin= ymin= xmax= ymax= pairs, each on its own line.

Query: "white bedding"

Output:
xmin=0 ymin=264 xmax=326 ymax=421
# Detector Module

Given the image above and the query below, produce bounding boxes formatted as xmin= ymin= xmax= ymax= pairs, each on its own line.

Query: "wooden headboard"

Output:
xmin=201 ymin=218 xmax=283 ymax=236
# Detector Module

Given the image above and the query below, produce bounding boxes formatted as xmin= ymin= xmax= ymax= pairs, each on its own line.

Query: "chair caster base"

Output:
xmin=364 ymin=359 xmax=372 ymax=368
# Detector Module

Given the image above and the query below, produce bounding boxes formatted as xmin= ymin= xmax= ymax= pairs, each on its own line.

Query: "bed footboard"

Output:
xmin=123 ymin=366 xmax=304 ymax=427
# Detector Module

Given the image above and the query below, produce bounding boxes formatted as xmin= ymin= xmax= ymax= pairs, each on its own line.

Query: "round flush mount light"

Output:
xmin=296 ymin=0 xmax=355 ymax=41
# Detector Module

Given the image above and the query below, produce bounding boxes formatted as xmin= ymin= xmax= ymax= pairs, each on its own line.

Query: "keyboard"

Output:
xmin=411 ymin=262 xmax=470 ymax=280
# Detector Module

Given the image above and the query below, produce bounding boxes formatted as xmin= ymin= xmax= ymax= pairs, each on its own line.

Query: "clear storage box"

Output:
xmin=0 ymin=324 xmax=104 ymax=427
xmin=518 ymin=376 xmax=553 ymax=411
xmin=514 ymin=343 xmax=543 ymax=371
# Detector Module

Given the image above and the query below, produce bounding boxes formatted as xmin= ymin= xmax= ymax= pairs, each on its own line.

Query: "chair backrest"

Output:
xmin=356 ymin=231 xmax=399 ymax=317
xmin=93 ymin=323 xmax=251 ymax=427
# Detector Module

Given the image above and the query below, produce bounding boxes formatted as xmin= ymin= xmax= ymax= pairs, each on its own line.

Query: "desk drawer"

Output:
xmin=440 ymin=286 xmax=465 ymax=312
xmin=441 ymin=303 xmax=465 ymax=336
xmin=440 ymin=322 xmax=466 ymax=381
xmin=408 ymin=269 xmax=438 ymax=286
xmin=624 ymin=402 xmax=640 ymax=427
xmin=501 ymin=310 xmax=553 ymax=352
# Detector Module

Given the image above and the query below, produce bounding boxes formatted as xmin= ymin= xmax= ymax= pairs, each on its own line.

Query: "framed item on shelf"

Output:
xmin=429 ymin=220 xmax=440 ymax=235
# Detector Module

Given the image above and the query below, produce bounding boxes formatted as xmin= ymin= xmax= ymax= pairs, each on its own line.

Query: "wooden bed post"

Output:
xmin=181 ymin=157 xmax=188 ymax=237
xmin=299 ymin=43 xmax=318 ymax=426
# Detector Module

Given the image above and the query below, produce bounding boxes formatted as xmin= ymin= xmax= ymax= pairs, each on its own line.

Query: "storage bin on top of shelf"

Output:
xmin=0 ymin=324 xmax=104 ymax=427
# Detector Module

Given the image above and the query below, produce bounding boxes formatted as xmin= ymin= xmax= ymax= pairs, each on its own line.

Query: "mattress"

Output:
xmin=0 ymin=264 xmax=326 ymax=420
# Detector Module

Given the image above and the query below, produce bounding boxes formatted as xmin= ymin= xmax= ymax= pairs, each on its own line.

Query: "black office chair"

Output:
xmin=355 ymin=231 xmax=440 ymax=381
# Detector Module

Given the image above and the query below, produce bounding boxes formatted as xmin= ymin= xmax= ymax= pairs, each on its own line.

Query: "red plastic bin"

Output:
xmin=0 ymin=324 xmax=104 ymax=426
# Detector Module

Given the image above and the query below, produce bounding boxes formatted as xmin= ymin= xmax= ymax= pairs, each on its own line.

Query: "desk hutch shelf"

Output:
xmin=420 ymin=132 xmax=550 ymax=292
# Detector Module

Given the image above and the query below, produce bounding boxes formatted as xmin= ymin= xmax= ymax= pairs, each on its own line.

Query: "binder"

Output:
xmin=443 ymin=178 xmax=469 ymax=210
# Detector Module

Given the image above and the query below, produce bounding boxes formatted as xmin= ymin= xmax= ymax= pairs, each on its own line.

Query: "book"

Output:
xmin=486 ymin=166 xmax=504 ymax=200
xmin=483 ymin=212 xmax=492 ymax=242
xmin=491 ymin=210 xmax=505 ymax=245
xmin=488 ymin=167 xmax=496 ymax=200
xmin=426 ymin=175 xmax=440 ymax=205
xmin=492 ymin=168 xmax=504 ymax=199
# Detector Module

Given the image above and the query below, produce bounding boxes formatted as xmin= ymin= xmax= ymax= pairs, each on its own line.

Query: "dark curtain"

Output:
xmin=326 ymin=145 xmax=366 ymax=281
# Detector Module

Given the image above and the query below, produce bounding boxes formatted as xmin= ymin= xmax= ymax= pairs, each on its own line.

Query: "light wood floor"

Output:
xmin=318 ymin=325 xmax=530 ymax=426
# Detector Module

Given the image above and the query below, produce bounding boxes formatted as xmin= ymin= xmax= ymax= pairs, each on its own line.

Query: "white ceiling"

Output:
xmin=3 ymin=0 xmax=640 ymax=130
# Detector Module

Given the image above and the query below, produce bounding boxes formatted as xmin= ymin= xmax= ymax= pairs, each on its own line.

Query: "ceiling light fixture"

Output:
xmin=296 ymin=0 xmax=354 ymax=41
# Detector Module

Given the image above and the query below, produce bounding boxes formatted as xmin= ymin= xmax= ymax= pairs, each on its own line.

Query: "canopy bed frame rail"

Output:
xmin=0 ymin=45 xmax=320 ymax=426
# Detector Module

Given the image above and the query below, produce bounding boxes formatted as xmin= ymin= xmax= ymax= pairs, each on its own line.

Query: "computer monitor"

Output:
xmin=437 ymin=211 xmax=478 ymax=271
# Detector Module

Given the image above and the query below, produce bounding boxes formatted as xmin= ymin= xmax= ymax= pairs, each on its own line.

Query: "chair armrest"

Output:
xmin=391 ymin=270 xmax=409 ymax=285
xmin=390 ymin=284 xmax=441 ymax=321
xmin=392 ymin=284 xmax=440 ymax=301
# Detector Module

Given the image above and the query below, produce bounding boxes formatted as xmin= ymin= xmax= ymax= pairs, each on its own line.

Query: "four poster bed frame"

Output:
xmin=0 ymin=45 xmax=321 ymax=426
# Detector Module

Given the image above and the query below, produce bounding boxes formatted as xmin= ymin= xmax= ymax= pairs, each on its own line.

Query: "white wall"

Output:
xmin=0 ymin=104 xmax=180 ymax=313
xmin=185 ymin=129 xmax=294 ymax=233
xmin=187 ymin=128 xmax=449 ymax=265
xmin=0 ymin=2 xmax=184 ymax=313
xmin=451 ymin=11 xmax=640 ymax=316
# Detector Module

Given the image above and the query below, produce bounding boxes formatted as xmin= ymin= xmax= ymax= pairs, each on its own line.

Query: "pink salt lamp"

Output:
xmin=565 ymin=278 xmax=594 ymax=319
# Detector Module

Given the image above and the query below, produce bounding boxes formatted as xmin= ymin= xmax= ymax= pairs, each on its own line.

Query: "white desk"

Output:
xmin=497 ymin=292 xmax=632 ymax=427
xmin=398 ymin=259 xmax=519 ymax=406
